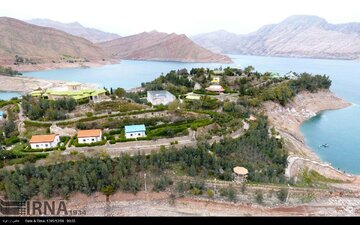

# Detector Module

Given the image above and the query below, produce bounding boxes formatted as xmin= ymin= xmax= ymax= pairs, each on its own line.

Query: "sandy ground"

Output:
xmin=24 ymin=190 xmax=360 ymax=216
xmin=3 ymin=60 xmax=117 ymax=73
xmin=0 ymin=75 xmax=67 ymax=93
xmin=0 ymin=75 xmax=99 ymax=94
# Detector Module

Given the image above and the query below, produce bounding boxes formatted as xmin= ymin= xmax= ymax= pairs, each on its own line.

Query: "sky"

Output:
xmin=1 ymin=0 xmax=360 ymax=36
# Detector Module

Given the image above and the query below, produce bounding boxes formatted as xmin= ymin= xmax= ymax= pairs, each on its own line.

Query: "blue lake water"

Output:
xmin=0 ymin=91 xmax=21 ymax=101
xmin=16 ymin=54 xmax=360 ymax=174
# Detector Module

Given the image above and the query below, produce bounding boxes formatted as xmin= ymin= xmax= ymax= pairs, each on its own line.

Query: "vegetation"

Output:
xmin=142 ymin=70 xmax=194 ymax=96
xmin=14 ymin=55 xmax=37 ymax=65
xmin=22 ymin=96 xmax=76 ymax=121
xmin=255 ymin=190 xmax=264 ymax=204
xmin=220 ymin=185 xmax=237 ymax=202
xmin=277 ymin=188 xmax=288 ymax=202
xmin=0 ymin=66 xmax=22 ymax=76
xmin=0 ymin=113 xmax=288 ymax=201
xmin=0 ymin=98 xmax=20 ymax=108
xmin=93 ymin=100 xmax=146 ymax=113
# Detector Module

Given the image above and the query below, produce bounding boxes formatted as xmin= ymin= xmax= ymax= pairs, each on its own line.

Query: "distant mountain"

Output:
xmin=26 ymin=18 xmax=121 ymax=43
xmin=0 ymin=17 xmax=107 ymax=65
xmin=192 ymin=30 xmax=243 ymax=53
xmin=99 ymin=31 xmax=232 ymax=63
xmin=192 ymin=15 xmax=360 ymax=60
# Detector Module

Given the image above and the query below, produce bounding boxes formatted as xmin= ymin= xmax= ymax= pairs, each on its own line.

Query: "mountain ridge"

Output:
xmin=192 ymin=15 xmax=360 ymax=60
xmin=99 ymin=31 xmax=233 ymax=63
xmin=0 ymin=17 xmax=107 ymax=66
xmin=26 ymin=18 xmax=121 ymax=43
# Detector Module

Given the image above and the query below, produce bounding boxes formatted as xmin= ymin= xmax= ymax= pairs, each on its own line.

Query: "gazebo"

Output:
xmin=233 ymin=166 xmax=248 ymax=183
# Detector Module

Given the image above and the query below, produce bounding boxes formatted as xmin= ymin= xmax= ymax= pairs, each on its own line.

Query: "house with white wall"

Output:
xmin=30 ymin=134 xmax=60 ymax=149
xmin=147 ymin=90 xmax=176 ymax=106
xmin=125 ymin=125 xmax=146 ymax=139
xmin=77 ymin=129 xmax=102 ymax=144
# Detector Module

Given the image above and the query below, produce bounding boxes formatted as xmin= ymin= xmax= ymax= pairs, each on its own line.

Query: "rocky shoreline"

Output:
xmin=263 ymin=90 xmax=354 ymax=180
xmin=3 ymin=59 xmax=117 ymax=72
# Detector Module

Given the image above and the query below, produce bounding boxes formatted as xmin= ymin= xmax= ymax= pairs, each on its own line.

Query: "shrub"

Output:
xmin=277 ymin=188 xmax=288 ymax=203
xmin=189 ymin=187 xmax=202 ymax=195
xmin=152 ymin=176 xmax=173 ymax=192
xmin=109 ymin=129 xmax=122 ymax=135
xmin=255 ymin=190 xmax=264 ymax=204
xmin=70 ymin=150 xmax=78 ymax=155
xmin=86 ymin=112 xmax=93 ymax=117
xmin=4 ymin=136 xmax=20 ymax=146
xmin=220 ymin=185 xmax=237 ymax=202
xmin=74 ymin=140 xmax=107 ymax=147
xmin=207 ymin=189 xmax=214 ymax=198
xmin=176 ymin=180 xmax=188 ymax=195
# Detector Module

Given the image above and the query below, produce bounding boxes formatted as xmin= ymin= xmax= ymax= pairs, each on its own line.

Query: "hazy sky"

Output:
xmin=1 ymin=0 xmax=360 ymax=36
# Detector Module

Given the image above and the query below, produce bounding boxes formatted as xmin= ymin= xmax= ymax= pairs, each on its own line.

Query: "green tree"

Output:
xmin=244 ymin=66 xmax=255 ymax=75
xmin=114 ymin=88 xmax=126 ymax=98
xmin=3 ymin=120 xmax=15 ymax=138
xmin=101 ymin=185 xmax=115 ymax=202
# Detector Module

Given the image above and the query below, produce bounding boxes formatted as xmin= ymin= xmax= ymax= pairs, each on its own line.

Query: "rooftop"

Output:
xmin=30 ymin=134 xmax=57 ymax=143
xmin=147 ymin=90 xmax=174 ymax=97
xmin=77 ymin=129 xmax=102 ymax=138
xmin=125 ymin=124 xmax=146 ymax=133
xmin=206 ymin=84 xmax=225 ymax=92
xmin=233 ymin=166 xmax=248 ymax=175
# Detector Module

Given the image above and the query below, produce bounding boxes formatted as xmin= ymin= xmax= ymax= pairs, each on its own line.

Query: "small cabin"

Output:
xmin=30 ymin=134 xmax=60 ymax=149
xmin=77 ymin=129 xmax=102 ymax=144
xmin=233 ymin=166 xmax=249 ymax=183
xmin=125 ymin=125 xmax=146 ymax=139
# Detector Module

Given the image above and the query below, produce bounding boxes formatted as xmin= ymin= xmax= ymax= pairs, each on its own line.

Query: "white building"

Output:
xmin=125 ymin=125 xmax=146 ymax=139
xmin=30 ymin=134 xmax=60 ymax=149
xmin=147 ymin=90 xmax=176 ymax=106
xmin=77 ymin=129 xmax=102 ymax=144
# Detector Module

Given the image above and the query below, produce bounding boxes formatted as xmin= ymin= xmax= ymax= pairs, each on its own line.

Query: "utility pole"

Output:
xmin=144 ymin=173 xmax=147 ymax=192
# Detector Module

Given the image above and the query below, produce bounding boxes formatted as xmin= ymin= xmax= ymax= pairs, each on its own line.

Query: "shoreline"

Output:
xmin=0 ymin=75 xmax=98 ymax=94
xmin=263 ymin=90 xmax=357 ymax=180
xmin=2 ymin=59 xmax=118 ymax=72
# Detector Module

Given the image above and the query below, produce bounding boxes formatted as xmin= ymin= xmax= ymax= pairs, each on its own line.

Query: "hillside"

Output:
xmin=192 ymin=15 xmax=360 ymax=60
xmin=99 ymin=31 xmax=233 ymax=63
xmin=0 ymin=17 xmax=107 ymax=66
xmin=26 ymin=18 xmax=121 ymax=43
xmin=192 ymin=30 xmax=242 ymax=54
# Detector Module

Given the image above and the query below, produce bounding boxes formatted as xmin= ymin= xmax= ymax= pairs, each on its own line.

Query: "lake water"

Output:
xmin=0 ymin=91 xmax=21 ymax=101
xmin=16 ymin=55 xmax=360 ymax=174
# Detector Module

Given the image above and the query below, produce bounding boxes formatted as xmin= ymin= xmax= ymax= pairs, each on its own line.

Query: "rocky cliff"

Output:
xmin=192 ymin=15 xmax=360 ymax=60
